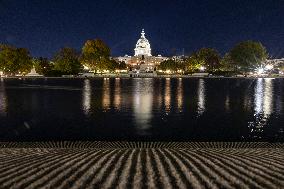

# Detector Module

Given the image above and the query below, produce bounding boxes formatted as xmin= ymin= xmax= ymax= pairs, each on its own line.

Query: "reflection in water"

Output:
xmin=225 ymin=94 xmax=230 ymax=112
xmin=275 ymin=88 xmax=282 ymax=115
xmin=156 ymin=80 xmax=163 ymax=109
xmin=177 ymin=78 xmax=183 ymax=112
xmin=197 ymin=79 xmax=205 ymax=116
xmin=255 ymin=78 xmax=264 ymax=114
xmin=133 ymin=79 xmax=153 ymax=133
xmin=254 ymin=78 xmax=273 ymax=117
xmin=243 ymin=91 xmax=252 ymax=111
xmin=249 ymin=78 xmax=274 ymax=137
xmin=263 ymin=79 xmax=273 ymax=116
xmin=0 ymin=78 xmax=7 ymax=116
xmin=113 ymin=78 xmax=121 ymax=110
xmin=0 ymin=77 xmax=282 ymax=142
xmin=102 ymin=78 xmax=111 ymax=111
xmin=164 ymin=78 xmax=171 ymax=112
xmin=82 ymin=79 xmax=91 ymax=115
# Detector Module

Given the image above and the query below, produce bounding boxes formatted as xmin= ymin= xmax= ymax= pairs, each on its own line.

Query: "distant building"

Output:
xmin=266 ymin=58 xmax=284 ymax=66
xmin=114 ymin=29 xmax=168 ymax=71
xmin=172 ymin=55 xmax=188 ymax=62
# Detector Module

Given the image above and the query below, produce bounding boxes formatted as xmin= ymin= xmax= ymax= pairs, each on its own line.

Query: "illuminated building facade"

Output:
xmin=114 ymin=29 xmax=168 ymax=70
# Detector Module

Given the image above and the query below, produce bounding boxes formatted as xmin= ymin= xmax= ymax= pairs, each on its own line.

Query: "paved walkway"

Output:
xmin=0 ymin=142 xmax=283 ymax=189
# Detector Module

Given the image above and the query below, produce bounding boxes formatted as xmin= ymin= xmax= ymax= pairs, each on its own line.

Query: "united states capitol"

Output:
xmin=114 ymin=29 xmax=169 ymax=77
xmin=113 ymin=29 xmax=284 ymax=77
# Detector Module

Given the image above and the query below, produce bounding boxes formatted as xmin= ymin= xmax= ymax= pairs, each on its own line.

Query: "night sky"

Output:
xmin=0 ymin=0 xmax=283 ymax=58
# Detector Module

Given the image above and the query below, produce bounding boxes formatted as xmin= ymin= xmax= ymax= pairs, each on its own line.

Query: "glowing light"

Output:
xmin=265 ymin=64 xmax=273 ymax=70
xmin=166 ymin=70 xmax=171 ymax=74
xmin=257 ymin=68 xmax=264 ymax=75
xmin=200 ymin=66 xmax=206 ymax=71
xmin=83 ymin=65 xmax=89 ymax=70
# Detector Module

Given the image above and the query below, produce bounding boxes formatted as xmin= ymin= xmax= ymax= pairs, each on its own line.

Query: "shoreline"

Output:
xmin=1 ymin=75 xmax=284 ymax=79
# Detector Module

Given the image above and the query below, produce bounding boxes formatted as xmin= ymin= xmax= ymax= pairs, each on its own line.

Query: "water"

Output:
xmin=0 ymin=77 xmax=283 ymax=142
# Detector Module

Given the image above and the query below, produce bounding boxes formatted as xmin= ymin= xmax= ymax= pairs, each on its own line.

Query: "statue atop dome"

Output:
xmin=134 ymin=29 xmax=152 ymax=56
xmin=141 ymin=29 xmax=146 ymax=38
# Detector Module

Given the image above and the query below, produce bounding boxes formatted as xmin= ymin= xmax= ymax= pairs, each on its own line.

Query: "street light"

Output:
xmin=200 ymin=66 xmax=206 ymax=72
xmin=257 ymin=68 xmax=264 ymax=75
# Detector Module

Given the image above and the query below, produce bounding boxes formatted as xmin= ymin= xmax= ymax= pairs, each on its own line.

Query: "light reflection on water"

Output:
xmin=102 ymin=78 xmax=111 ymax=111
xmin=164 ymin=78 xmax=171 ymax=112
xmin=113 ymin=78 xmax=121 ymax=110
xmin=263 ymin=78 xmax=273 ymax=116
xmin=225 ymin=94 xmax=230 ymax=112
xmin=249 ymin=78 xmax=274 ymax=138
xmin=133 ymin=79 xmax=153 ymax=134
xmin=0 ymin=78 xmax=283 ymax=141
xmin=0 ymin=78 xmax=6 ymax=116
xmin=254 ymin=78 xmax=264 ymax=114
xmin=156 ymin=79 xmax=163 ymax=110
xmin=177 ymin=78 xmax=183 ymax=112
xmin=82 ymin=79 xmax=91 ymax=115
xmin=197 ymin=79 xmax=205 ymax=116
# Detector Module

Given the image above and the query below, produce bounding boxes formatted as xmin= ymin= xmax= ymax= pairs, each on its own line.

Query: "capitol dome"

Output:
xmin=134 ymin=29 xmax=152 ymax=56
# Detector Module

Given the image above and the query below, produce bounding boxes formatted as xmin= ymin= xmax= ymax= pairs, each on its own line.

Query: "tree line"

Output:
xmin=0 ymin=39 xmax=126 ymax=76
xmin=0 ymin=39 xmax=268 ymax=76
xmin=158 ymin=40 xmax=268 ymax=74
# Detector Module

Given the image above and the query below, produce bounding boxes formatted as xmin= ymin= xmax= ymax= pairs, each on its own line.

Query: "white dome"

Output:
xmin=134 ymin=29 xmax=152 ymax=56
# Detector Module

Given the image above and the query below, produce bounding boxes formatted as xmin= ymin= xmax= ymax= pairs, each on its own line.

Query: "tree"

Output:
xmin=33 ymin=57 xmax=53 ymax=75
xmin=185 ymin=54 xmax=204 ymax=72
xmin=159 ymin=59 xmax=172 ymax=71
xmin=185 ymin=48 xmax=220 ymax=72
xmin=220 ymin=53 xmax=235 ymax=71
xmin=229 ymin=40 xmax=268 ymax=72
xmin=80 ymin=39 xmax=111 ymax=72
xmin=0 ymin=44 xmax=11 ymax=72
xmin=53 ymin=47 xmax=82 ymax=74
xmin=117 ymin=61 xmax=127 ymax=70
xmin=0 ymin=44 xmax=33 ymax=75
xmin=158 ymin=59 xmax=182 ymax=72
xmin=197 ymin=48 xmax=221 ymax=71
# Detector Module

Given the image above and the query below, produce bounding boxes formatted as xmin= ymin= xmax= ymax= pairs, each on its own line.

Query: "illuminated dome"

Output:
xmin=134 ymin=29 xmax=152 ymax=56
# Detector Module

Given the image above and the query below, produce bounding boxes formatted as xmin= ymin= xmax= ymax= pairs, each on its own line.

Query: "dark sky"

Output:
xmin=0 ymin=0 xmax=283 ymax=58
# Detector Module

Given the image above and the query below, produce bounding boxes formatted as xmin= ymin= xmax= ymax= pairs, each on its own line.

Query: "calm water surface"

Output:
xmin=0 ymin=78 xmax=283 ymax=141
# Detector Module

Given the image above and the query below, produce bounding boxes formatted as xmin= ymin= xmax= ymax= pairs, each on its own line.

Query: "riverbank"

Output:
xmin=0 ymin=142 xmax=283 ymax=189
xmin=1 ymin=75 xmax=284 ymax=79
